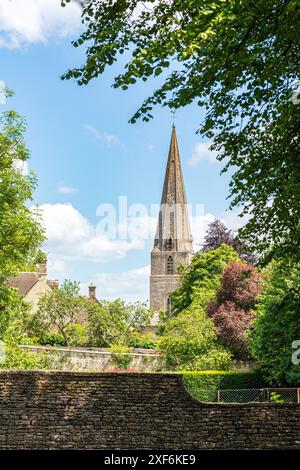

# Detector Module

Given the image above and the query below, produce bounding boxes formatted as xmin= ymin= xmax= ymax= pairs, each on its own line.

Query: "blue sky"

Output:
xmin=0 ymin=0 xmax=243 ymax=302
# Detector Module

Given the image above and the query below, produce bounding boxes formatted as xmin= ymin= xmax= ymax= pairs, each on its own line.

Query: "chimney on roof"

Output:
xmin=88 ymin=283 xmax=97 ymax=300
xmin=47 ymin=279 xmax=59 ymax=290
xmin=37 ymin=256 xmax=47 ymax=279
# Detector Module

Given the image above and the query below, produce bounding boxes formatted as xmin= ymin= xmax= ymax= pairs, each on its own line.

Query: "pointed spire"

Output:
xmin=160 ymin=125 xmax=187 ymax=206
xmin=154 ymin=126 xmax=193 ymax=252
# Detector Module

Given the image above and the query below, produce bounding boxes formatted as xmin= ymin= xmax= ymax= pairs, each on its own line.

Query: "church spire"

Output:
xmin=160 ymin=124 xmax=187 ymax=206
xmin=150 ymin=126 xmax=193 ymax=313
xmin=154 ymin=126 xmax=193 ymax=252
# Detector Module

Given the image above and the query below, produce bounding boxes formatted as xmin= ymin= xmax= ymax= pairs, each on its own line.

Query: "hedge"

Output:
xmin=182 ymin=370 xmax=266 ymax=401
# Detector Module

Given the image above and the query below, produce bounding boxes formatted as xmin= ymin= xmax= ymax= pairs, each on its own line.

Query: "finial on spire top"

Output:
xmin=171 ymin=109 xmax=176 ymax=127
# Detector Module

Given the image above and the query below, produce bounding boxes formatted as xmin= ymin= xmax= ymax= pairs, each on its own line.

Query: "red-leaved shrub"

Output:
xmin=207 ymin=262 xmax=261 ymax=359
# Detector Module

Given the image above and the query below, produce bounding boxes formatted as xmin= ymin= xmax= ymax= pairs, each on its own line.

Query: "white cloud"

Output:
xmin=37 ymin=203 xmax=145 ymax=266
xmin=190 ymin=212 xmax=216 ymax=250
xmin=0 ymin=0 xmax=82 ymax=48
xmin=47 ymin=259 xmax=69 ymax=278
xmin=82 ymin=265 xmax=150 ymax=302
xmin=221 ymin=210 xmax=248 ymax=233
xmin=58 ymin=183 xmax=77 ymax=194
xmin=188 ymin=141 xmax=219 ymax=167
xmin=84 ymin=124 xmax=121 ymax=148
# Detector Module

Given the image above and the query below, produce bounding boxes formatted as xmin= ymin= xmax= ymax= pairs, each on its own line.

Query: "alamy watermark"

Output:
xmin=291 ymin=80 xmax=300 ymax=105
xmin=292 ymin=340 xmax=300 ymax=365
xmin=95 ymin=197 xmax=206 ymax=242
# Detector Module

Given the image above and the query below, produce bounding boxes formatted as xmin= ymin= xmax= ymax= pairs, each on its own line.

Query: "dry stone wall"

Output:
xmin=20 ymin=345 xmax=164 ymax=372
xmin=0 ymin=371 xmax=299 ymax=450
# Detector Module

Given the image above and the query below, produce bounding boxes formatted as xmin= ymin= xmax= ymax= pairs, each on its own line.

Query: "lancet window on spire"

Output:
xmin=165 ymin=237 xmax=174 ymax=250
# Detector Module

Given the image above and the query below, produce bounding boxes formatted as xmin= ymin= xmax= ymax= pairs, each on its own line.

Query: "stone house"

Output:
xmin=7 ymin=258 xmax=59 ymax=311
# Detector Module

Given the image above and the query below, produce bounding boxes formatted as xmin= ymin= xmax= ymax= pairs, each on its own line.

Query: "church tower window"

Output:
xmin=166 ymin=255 xmax=174 ymax=274
xmin=165 ymin=237 xmax=174 ymax=250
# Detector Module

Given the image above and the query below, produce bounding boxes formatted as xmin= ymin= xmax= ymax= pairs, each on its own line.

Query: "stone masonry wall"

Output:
xmin=20 ymin=345 xmax=164 ymax=372
xmin=0 ymin=371 xmax=299 ymax=449
xmin=150 ymin=251 xmax=191 ymax=311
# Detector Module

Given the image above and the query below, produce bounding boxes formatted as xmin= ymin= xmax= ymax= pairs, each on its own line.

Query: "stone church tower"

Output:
xmin=150 ymin=125 xmax=193 ymax=314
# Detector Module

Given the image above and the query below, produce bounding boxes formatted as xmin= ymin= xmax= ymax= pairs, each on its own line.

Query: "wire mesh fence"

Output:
xmin=190 ymin=388 xmax=300 ymax=404
xmin=264 ymin=388 xmax=300 ymax=404
xmin=219 ymin=388 xmax=263 ymax=403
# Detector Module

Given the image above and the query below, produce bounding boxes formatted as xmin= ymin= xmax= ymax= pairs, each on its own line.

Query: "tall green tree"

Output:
xmin=0 ymin=287 xmax=31 ymax=339
xmin=61 ymin=0 xmax=300 ymax=259
xmin=159 ymin=300 xmax=232 ymax=371
xmin=250 ymin=260 xmax=300 ymax=385
xmin=0 ymin=92 xmax=45 ymax=338
xmin=31 ymin=280 xmax=89 ymax=346
xmin=0 ymin=97 xmax=45 ymax=284
xmin=170 ymin=244 xmax=239 ymax=314
xmin=88 ymin=299 xmax=152 ymax=347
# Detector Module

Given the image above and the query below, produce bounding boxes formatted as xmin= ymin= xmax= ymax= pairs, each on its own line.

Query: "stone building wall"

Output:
xmin=20 ymin=345 xmax=164 ymax=372
xmin=150 ymin=251 xmax=192 ymax=311
xmin=24 ymin=279 xmax=52 ymax=312
xmin=0 ymin=371 xmax=299 ymax=450
xmin=20 ymin=345 xmax=255 ymax=373
xmin=149 ymin=274 xmax=181 ymax=312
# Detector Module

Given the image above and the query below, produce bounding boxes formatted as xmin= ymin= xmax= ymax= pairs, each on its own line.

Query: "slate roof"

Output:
xmin=7 ymin=272 xmax=40 ymax=296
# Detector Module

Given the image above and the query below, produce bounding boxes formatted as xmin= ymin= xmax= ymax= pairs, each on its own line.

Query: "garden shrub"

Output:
xmin=0 ymin=338 xmax=49 ymax=370
xmin=128 ymin=332 xmax=158 ymax=349
xmin=110 ymin=344 xmax=133 ymax=370
xmin=159 ymin=300 xmax=232 ymax=370
xmin=182 ymin=370 xmax=266 ymax=401
xmin=38 ymin=333 xmax=66 ymax=347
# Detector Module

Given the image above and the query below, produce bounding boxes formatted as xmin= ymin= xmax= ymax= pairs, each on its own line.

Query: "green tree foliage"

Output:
xmin=0 ymin=105 xmax=45 ymax=284
xmin=159 ymin=300 xmax=232 ymax=371
xmin=0 ymin=97 xmax=45 ymax=341
xmin=87 ymin=299 xmax=130 ymax=347
xmin=110 ymin=343 xmax=132 ymax=370
xmin=87 ymin=299 xmax=152 ymax=347
xmin=0 ymin=287 xmax=31 ymax=339
xmin=61 ymin=0 xmax=300 ymax=259
xmin=31 ymin=282 xmax=152 ymax=348
xmin=171 ymin=244 xmax=239 ymax=314
xmin=0 ymin=336 xmax=49 ymax=370
xmin=159 ymin=245 xmax=239 ymax=370
xmin=183 ymin=371 xmax=265 ymax=401
xmin=128 ymin=331 xmax=157 ymax=349
xmin=250 ymin=260 xmax=300 ymax=385
xmin=31 ymin=280 xmax=90 ymax=346
xmin=0 ymin=293 xmax=48 ymax=370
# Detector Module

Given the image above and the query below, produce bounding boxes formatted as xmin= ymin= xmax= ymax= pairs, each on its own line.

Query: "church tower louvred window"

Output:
xmin=166 ymin=255 xmax=174 ymax=274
